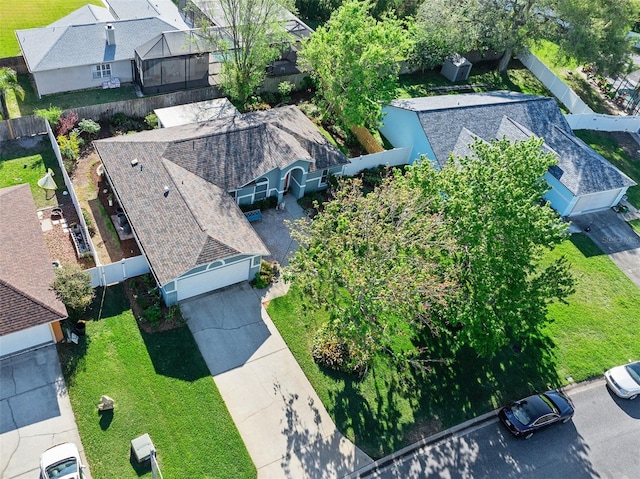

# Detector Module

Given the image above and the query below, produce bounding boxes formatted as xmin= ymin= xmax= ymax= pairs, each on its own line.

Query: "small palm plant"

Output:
xmin=0 ymin=67 xmax=25 ymax=120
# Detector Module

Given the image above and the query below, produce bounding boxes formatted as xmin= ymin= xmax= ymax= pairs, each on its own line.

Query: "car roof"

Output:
xmin=518 ymin=394 xmax=555 ymax=418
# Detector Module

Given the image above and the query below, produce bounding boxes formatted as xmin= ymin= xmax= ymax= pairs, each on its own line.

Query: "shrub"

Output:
xmin=57 ymin=111 xmax=79 ymax=136
xmin=278 ymin=81 xmax=294 ymax=103
xmin=144 ymin=112 xmax=159 ymax=129
xmin=57 ymin=133 xmax=81 ymax=162
xmin=35 ymin=105 xmax=63 ymax=129
xmin=311 ymin=325 xmax=370 ymax=377
xmin=298 ymin=101 xmax=322 ymax=120
xmin=144 ymin=304 xmax=162 ymax=326
xmin=81 ymin=209 xmax=95 ymax=236
xmin=252 ymin=260 xmax=279 ymax=289
xmin=78 ymin=118 xmax=101 ymax=136
xmin=51 ymin=264 xmax=96 ymax=321
xmin=109 ymin=113 xmax=146 ymax=134
xmin=239 ymin=196 xmax=278 ymax=212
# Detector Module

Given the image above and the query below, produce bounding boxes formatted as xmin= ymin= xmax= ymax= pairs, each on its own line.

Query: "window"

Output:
xmin=254 ymin=180 xmax=268 ymax=201
xmin=92 ymin=63 xmax=111 ymax=79
xmin=320 ymin=169 xmax=329 ymax=185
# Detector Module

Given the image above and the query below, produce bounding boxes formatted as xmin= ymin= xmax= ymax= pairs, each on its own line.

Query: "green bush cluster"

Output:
xmin=311 ymin=325 xmax=370 ymax=377
xmin=81 ymin=209 xmax=95 ymax=237
xmin=253 ymin=260 xmax=279 ymax=289
xmin=239 ymin=196 xmax=278 ymax=212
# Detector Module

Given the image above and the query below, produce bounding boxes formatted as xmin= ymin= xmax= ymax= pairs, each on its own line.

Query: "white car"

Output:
xmin=40 ymin=443 xmax=85 ymax=479
xmin=605 ymin=360 xmax=640 ymax=400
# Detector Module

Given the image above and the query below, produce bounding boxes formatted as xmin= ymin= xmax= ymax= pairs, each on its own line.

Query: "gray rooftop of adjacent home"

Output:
xmin=135 ymin=29 xmax=215 ymax=61
xmin=106 ymin=0 xmax=190 ymax=29
xmin=16 ymin=17 xmax=178 ymax=72
xmin=94 ymin=105 xmax=346 ymax=285
xmin=389 ymin=91 xmax=636 ymax=195
xmin=48 ymin=5 xmax=115 ymax=27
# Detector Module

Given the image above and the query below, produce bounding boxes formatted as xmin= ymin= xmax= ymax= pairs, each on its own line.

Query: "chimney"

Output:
xmin=105 ymin=24 xmax=115 ymax=45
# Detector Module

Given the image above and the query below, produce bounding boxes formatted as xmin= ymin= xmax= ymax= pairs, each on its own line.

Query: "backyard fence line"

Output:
xmin=0 ymin=116 xmax=46 ymax=141
xmin=343 ymin=147 xmax=411 ymax=177
xmin=518 ymin=51 xmax=594 ymax=114
xmin=86 ymin=256 xmax=151 ymax=288
xmin=566 ymin=114 xmax=640 ymax=132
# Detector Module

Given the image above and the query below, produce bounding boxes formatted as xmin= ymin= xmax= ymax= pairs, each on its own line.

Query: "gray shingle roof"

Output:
xmin=390 ymin=91 xmax=636 ymax=195
xmin=48 ymin=5 xmax=115 ymax=27
xmin=16 ymin=17 xmax=178 ymax=72
xmin=0 ymin=185 xmax=67 ymax=336
xmin=107 ymin=0 xmax=189 ymax=28
xmin=94 ymin=106 xmax=343 ymax=285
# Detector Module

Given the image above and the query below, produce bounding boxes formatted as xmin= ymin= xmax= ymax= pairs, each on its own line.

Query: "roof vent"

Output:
xmin=164 ymin=186 xmax=170 ymax=197
xmin=131 ymin=158 xmax=139 ymax=167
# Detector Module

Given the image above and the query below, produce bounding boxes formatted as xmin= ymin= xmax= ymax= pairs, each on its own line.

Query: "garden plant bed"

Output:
xmin=124 ymin=274 xmax=184 ymax=333
xmin=41 ymin=202 xmax=95 ymax=269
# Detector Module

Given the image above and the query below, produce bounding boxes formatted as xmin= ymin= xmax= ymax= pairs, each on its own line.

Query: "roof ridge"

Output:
xmin=0 ymin=278 xmax=67 ymax=319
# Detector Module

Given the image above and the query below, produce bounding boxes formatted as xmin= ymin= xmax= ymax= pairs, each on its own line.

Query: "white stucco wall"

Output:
xmin=33 ymin=60 xmax=133 ymax=96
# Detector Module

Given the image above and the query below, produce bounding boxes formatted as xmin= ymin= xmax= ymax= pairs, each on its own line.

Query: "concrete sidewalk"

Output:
xmin=181 ymin=284 xmax=372 ymax=478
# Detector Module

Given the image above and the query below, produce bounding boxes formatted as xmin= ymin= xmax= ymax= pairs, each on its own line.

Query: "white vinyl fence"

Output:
xmin=565 ymin=114 xmax=640 ymax=132
xmin=518 ymin=51 xmax=593 ymax=114
xmin=87 ymin=256 xmax=150 ymax=287
xmin=343 ymin=147 xmax=411 ymax=176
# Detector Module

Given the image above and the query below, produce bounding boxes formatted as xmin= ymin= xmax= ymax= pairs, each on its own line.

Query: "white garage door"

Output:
xmin=0 ymin=324 xmax=54 ymax=357
xmin=176 ymin=259 xmax=251 ymax=301
xmin=571 ymin=190 xmax=620 ymax=215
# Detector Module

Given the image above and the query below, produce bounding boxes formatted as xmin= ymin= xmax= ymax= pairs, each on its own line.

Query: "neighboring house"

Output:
xmin=0 ymin=185 xmax=67 ymax=358
xmin=15 ymin=0 xmax=190 ymax=97
xmin=94 ymin=105 xmax=348 ymax=305
xmin=380 ymin=91 xmax=636 ymax=216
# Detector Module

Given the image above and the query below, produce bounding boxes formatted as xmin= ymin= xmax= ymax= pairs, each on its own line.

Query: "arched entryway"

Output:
xmin=283 ymin=167 xmax=306 ymax=199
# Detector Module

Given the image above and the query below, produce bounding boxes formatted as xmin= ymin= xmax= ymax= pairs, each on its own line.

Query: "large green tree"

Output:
xmin=286 ymin=172 xmax=458 ymax=371
xmin=286 ymin=137 xmax=574 ymax=372
xmin=199 ymin=0 xmax=295 ymax=106
xmin=414 ymin=0 xmax=640 ymax=75
xmin=415 ymin=137 xmax=575 ymax=356
xmin=298 ymin=0 xmax=413 ymax=130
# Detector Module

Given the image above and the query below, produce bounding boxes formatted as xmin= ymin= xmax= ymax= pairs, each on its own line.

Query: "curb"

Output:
xmin=345 ymin=378 xmax=608 ymax=479
xmin=345 ymin=409 xmax=499 ymax=479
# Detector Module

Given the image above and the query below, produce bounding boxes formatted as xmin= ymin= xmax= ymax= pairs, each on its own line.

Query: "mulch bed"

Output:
xmin=41 ymin=202 xmax=95 ymax=269
xmin=124 ymin=274 xmax=186 ymax=333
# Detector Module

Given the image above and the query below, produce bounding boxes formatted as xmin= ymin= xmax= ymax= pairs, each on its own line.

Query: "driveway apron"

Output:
xmin=0 ymin=345 xmax=91 ymax=479
xmin=181 ymin=283 xmax=373 ymax=478
xmin=571 ymin=210 xmax=640 ymax=287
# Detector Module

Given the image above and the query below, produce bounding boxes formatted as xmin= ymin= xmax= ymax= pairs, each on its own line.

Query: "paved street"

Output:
xmin=358 ymin=380 xmax=639 ymax=478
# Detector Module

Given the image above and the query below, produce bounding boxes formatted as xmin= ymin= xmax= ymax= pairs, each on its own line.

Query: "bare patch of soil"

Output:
xmin=609 ymin=132 xmax=640 ymax=162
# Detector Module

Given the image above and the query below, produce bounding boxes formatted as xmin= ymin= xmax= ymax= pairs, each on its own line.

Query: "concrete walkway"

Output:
xmin=570 ymin=209 xmax=640 ymax=287
xmin=181 ymin=201 xmax=372 ymax=478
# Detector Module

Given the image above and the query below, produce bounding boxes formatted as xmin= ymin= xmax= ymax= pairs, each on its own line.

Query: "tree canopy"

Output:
xmin=52 ymin=264 xmax=96 ymax=321
xmin=199 ymin=0 xmax=296 ymax=106
xmin=298 ymin=0 xmax=413 ymax=130
xmin=413 ymin=0 xmax=640 ymax=74
xmin=286 ymin=137 xmax=574 ymax=372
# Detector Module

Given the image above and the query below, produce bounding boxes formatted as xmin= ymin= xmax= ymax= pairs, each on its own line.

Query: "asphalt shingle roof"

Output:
xmin=0 ymin=185 xmax=67 ymax=336
xmin=390 ymin=91 xmax=636 ymax=195
xmin=94 ymin=106 xmax=344 ymax=285
xmin=16 ymin=17 xmax=178 ymax=72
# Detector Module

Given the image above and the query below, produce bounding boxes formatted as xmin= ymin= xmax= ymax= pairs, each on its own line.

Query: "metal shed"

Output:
xmin=441 ymin=54 xmax=472 ymax=82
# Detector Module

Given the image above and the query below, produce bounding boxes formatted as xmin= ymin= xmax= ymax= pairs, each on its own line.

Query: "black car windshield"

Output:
xmin=625 ymin=363 xmax=640 ymax=385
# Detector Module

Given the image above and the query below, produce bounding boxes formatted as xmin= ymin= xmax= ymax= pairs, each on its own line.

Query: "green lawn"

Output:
xmin=530 ymin=40 xmax=612 ymax=114
xmin=574 ymin=130 xmax=640 ymax=208
xmin=0 ymin=138 xmax=64 ymax=208
xmin=396 ymin=60 xmax=556 ymax=103
xmin=0 ymin=0 xmax=104 ymax=57
xmin=630 ymin=218 xmax=640 ymax=235
xmin=59 ymin=285 xmax=255 ymax=479
xmin=267 ymin=234 xmax=640 ymax=458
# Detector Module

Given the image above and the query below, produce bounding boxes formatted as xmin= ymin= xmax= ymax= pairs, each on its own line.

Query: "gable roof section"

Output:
xmin=136 ymin=29 xmax=213 ymax=60
xmin=0 ymin=185 xmax=67 ymax=336
xmin=16 ymin=17 xmax=178 ymax=72
xmin=48 ymin=5 xmax=115 ymax=27
xmin=107 ymin=0 xmax=189 ymax=28
xmin=390 ymin=91 xmax=635 ymax=195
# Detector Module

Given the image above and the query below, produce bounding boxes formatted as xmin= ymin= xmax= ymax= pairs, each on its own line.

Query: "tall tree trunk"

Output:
xmin=497 ymin=49 xmax=512 ymax=73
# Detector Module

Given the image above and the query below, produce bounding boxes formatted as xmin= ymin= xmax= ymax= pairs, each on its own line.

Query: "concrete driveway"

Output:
xmin=571 ymin=210 xmax=640 ymax=287
xmin=181 ymin=284 xmax=372 ymax=478
xmin=0 ymin=345 xmax=90 ymax=479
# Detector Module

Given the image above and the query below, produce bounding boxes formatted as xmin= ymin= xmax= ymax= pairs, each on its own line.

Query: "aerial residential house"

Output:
xmin=94 ymin=105 xmax=349 ymax=304
xmin=0 ymin=185 xmax=68 ymax=357
xmin=380 ymin=91 xmax=636 ymax=216
xmin=15 ymin=0 xmax=190 ymax=97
